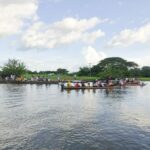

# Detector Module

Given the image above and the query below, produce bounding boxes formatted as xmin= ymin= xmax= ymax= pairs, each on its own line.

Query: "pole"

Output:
xmin=89 ymin=63 xmax=91 ymax=77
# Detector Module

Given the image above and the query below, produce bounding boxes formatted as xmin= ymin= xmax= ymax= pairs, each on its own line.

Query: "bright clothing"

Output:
xmin=67 ymin=81 xmax=71 ymax=87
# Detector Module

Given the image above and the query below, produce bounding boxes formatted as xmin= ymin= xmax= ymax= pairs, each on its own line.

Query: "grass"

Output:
xmin=138 ymin=77 xmax=150 ymax=81
xmin=23 ymin=73 xmax=98 ymax=81
xmin=23 ymin=73 xmax=150 ymax=81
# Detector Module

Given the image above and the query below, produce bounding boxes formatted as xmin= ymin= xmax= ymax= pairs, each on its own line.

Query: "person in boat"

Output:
xmin=75 ymin=82 xmax=80 ymax=88
xmin=87 ymin=82 xmax=90 ymax=87
xmin=106 ymin=78 xmax=109 ymax=85
xmin=108 ymin=80 xmax=113 ymax=86
xmin=81 ymin=82 xmax=85 ymax=87
xmin=97 ymin=80 xmax=100 ymax=87
xmin=139 ymin=82 xmax=145 ymax=86
xmin=92 ymin=80 xmax=97 ymax=87
xmin=60 ymin=81 xmax=65 ymax=89
xmin=67 ymin=81 xmax=71 ymax=87
xmin=119 ymin=79 xmax=125 ymax=86
xmin=125 ymin=78 xmax=129 ymax=83
xmin=115 ymin=78 xmax=119 ymax=85
xmin=101 ymin=82 xmax=105 ymax=87
xmin=97 ymin=80 xmax=103 ymax=87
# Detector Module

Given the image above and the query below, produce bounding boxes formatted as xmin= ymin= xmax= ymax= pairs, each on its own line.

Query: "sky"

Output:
xmin=0 ymin=0 xmax=150 ymax=72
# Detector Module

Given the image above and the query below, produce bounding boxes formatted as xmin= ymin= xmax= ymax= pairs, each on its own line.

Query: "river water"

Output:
xmin=0 ymin=83 xmax=150 ymax=150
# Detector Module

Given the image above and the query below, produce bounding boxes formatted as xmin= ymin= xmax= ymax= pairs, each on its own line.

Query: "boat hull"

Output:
xmin=62 ymin=86 xmax=115 ymax=90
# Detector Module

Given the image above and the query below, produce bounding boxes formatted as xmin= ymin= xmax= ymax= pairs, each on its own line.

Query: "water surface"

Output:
xmin=0 ymin=83 xmax=150 ymax=150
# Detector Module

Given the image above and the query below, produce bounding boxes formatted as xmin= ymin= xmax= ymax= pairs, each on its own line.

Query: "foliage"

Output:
xmin=56 ymin=68 xmax=69 ymax=75
xmin=91 ymin=65 xmax=102 ymax=76
xmin=141 ymin=66 xmax=150 ymax=77
xmin=139 ymin=77 xmax=150 ymax=81
xmin=98 ymin=57 xmax=138 ymax=70
xmin=1 ymin=59 xmax=27 ymax=77
xmin=98 ymin=66 xmax=129 ymax=79
xmin=39 ymin=71 xmax=56 ymax=74
xmin=77 ymin=67 xmax=90 ymax=76
xmin=93 ymin=57 xmax=138 ymax=78
xmin=129 ymin=68 xmax=141 ymax=77
xmin=1 ymin=57 xmax=150 ymax=81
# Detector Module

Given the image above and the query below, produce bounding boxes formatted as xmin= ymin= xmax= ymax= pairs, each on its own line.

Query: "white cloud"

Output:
xmin=22 ymin=17 xmax=105 ymax=49
xmin=107 ymin=23 xmax=150 ymax=48
xmin=128 ymin=56 xmax=150 ymax=67
xmin=0 ymin=0 xmax=38 ymax=37
xmin=12 ymin=57 xmax=81 ymax=72
xmin=83 ymin=46 xmax=106 ymax=65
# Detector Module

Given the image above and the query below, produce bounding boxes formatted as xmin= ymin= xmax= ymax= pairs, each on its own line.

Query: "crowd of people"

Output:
xmin=60 ymin=78 xmax=144 ymax=89
xmin=1 ymin=74 xmax=50 ymax=82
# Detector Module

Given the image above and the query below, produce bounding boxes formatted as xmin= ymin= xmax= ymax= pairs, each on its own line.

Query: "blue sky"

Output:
xmin=0 ymin=0 xmax=150 ymax=71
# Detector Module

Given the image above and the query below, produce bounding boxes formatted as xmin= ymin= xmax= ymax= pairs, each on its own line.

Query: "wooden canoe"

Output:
xmin=62 ymin=86 xmax=116 ymax=90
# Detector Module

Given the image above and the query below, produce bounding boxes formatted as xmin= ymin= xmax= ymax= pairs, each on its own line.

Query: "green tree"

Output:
xmin=141 ymin=66 xmax=150 ymax=77
xmin=92 ymin=57 xmax=138 ymax=78
xmin=98 ymin=57 xmax=138 ymax=70
xmin=1 ymin=59 xmax=27 ymax=78
xmin=129 ymin=68 xmax=141 ymax=77
xmin=78 ymin=67 xmax=90 ymax=76
xmin=56 ymin=68 xmax=69 ymax=75
xmin=91 ymin=65 xmax=102 ymax=76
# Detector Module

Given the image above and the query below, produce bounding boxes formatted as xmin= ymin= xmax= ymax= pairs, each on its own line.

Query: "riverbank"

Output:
xmin=0 ymin=80 xmax=58 ymax=84
xmin=24 ymin=74 xmax=150 ymax=81
xmin=0 ymin=77 xmax=149 ymax=85
xmin=24 ymin=74 xmax=98 ymax=81
xmin=139 ymin=77 xmax=150 ymax=81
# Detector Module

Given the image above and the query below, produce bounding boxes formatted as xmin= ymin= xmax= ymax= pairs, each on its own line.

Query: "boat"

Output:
xmin=61 ymin=83 xmax=146 ymax=90
xmin=61 ymin=86 xmax=116 ymax=90
xmin=125 ymin=82 xmax=146 ymax=86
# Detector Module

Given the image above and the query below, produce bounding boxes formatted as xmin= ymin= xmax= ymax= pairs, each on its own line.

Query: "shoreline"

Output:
xmin=0 ymin=78 xmax=149 ymax=85
xmin=0 ymin=80 xmax=59 ymax=84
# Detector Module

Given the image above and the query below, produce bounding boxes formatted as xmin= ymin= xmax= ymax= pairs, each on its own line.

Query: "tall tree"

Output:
xmin=141 ymin=66 xmax=150 ymax=77
xmin=1 ymin=59 xmax=27 ymax=77
xmin=78 ymin=67 xmax=90 ymax=76
xmin=56 ymin=68 xmax=68 ymax=75
xmin=129 ymin=68 xmax=141 ymax=77
xmin=92 ymin=57 xmax=138 ymax=78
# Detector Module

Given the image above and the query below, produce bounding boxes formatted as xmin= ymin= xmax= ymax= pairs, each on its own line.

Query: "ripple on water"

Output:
xmin=0 ymin=83 xmax=150 ymax=150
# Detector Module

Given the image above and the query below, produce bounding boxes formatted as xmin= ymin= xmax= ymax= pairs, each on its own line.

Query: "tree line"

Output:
xmin=0 ymin=57 xmax=150 ymax=79
xmin=77 ymin=57 xmax=150 ymax=78
xmin=0 ymin=59 xmax=69 ymax=78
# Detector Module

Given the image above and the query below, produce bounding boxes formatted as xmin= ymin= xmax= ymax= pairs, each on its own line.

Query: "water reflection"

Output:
xmin=62 ymin=87 xmax=127 ymax=99
xmin=0 ymin=83 xmax=150 ymax=150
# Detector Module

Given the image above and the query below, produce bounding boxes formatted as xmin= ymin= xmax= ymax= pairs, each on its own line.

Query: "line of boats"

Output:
xmin=60 ymin=80 xmax=146 ymax=90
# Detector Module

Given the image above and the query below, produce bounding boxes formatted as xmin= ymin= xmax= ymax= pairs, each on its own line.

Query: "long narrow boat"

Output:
xmin=62 ymin=86 xmax=116 ymax=90
xmin=61 ymin=83 xmax=146 ymax=90
xmin=125 ymin=83 xmax=146 ymax=86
